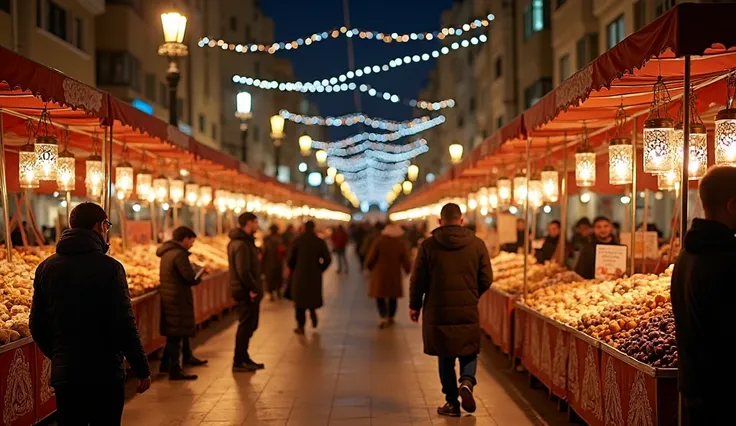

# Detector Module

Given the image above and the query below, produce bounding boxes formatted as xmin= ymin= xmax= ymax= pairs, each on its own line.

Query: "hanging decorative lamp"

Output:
xmin=467 ymin=192 xmax=478 ymax=210
xmin=185 ymin=182 xmax=199 ymax=206
xmin=199 ymin=184 xmax=213 ymax=207
xmin=153 ymin=174 xmax=169 ymax=203
xmin=528 ymin=175 xmax=544 ymax=209
xmin=169 ymin=176 xmax=185 ymax=205
xmin=488 ymin=186 xmax=499 ymax=210
xmin=658 ymin=170 xmax=680 ymax=192
xmin=540 ymin=138 xmax=559 ymax=202
xmin=84 ymin=133 xmax=103 ymax=197
xmin=477 ymin=187 xmax=488 ymax=207
xmin=214 ymin=189 xmax=229 ymax=213
xmin=608 ymin=103 xmax=634 ymax=185
xmin=56 ymin=146 xmax=76 ymax=192
xmin=19 ymin=121 xmax=39 ymax=189
xmin=497 ymin=173 xmax=512 ymax=207
xmin=114 ymin=146 xmax=134 ymax=201
xmin=715 ymin=73 xmax=736 ymax=166
xmin=575 ymin=124 xmax=596 ymax=187
xmin=35 ymin=110 xmax=59 ymax=181
xmin=136 ymin=163 xmax=153 ymax=202
xmin=512 ymin=157 xmax=527 ymax=206
xmin=674 ymin=87 xmax=707 ymax=180
xmin=643 ymin=76 xmax=675 ymax=174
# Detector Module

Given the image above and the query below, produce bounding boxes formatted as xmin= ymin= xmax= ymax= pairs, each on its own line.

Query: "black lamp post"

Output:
xmin=158 ymin=12 xmax=189 ymax=126
xmin=236 ymin=91 xmax=253 ymax=162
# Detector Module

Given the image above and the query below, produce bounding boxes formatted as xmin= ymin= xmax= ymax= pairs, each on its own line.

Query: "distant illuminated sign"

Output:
xmin=132 ymin=99 xmax=154 ymax=115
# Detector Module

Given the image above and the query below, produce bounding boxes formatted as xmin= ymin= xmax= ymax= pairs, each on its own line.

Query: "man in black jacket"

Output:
xmin=30 ymin=202 xmax=150 ymax=425
xmin=671 ymin=166 xmax=736 ymax=424
xmin=157 ymin=226 xmax=206 ymax=381
xmin=574 ymin=216 xmax=619 ymax=279
xmin=228 ymin=212 xmax=264 ymax=372
xmin=409 ymin=203 xmax=492 ymax=417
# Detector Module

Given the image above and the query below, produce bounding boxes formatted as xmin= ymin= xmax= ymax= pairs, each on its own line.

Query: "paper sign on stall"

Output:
xmin=595 ymin=244 xmax=628 ymax=279
xmin=497 ymin=213 xmax=518 ymax=245
xmin=619 ymin=231 xmax=659 ymax=259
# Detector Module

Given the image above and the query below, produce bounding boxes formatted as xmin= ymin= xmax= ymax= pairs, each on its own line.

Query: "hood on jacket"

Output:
xmin=382 ymin=223 xmax=405 ymax=238
xmin=156 ymin=240 xmax=189 ymax=258
xmin=431 ymin=225 xmax=476 ymax=250
xmin=56 ymin=228 xmax=109 ymax=256
xmin=228 ymin=228 xmax=254 ymax=242
xmin=684 ymin=218 xmax=736 ymax=254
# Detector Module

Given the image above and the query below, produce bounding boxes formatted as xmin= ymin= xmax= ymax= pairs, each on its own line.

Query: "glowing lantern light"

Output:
xmin=407 ymin=164 xmax=419 ymax=182
xmin=497 ymin=177 xmax=512 ymax=207
xmin=513 ymin=172 xmax=527 ymax=206
xmin=608 ymin=104 xmax=633 ymax=185
xmin=199 ymin=185 xmax=213 ymax=207
xmin=528 ymin=178 xmax=543 ymax=209
xmin=715 ymin=75 xmax=736 ymax=166
xmin=19 ymin=142 xmax=39 ymax=189
xmin=185 ymin=183 xmax=199 ymax=206
xmin=56 ymin=149 xmax=76 ymax=192
xmin=315 ymin=149 xmax=327 ymax=167
xmin=169 ymin=177 xmax=185 ymax=205
xmin=298 ymin=133 xmax=312 ymax=156
xmin=402 ymin=180 xmax=413 ymax=195
xmin=115 ymin=161 xmax=134 ymax=200
xmin=35 ymin=135 xmax=58 ymax=181
xmin=449 ymin=142 xmax=464 ymax=164
xmin=153 ymin=175 xmax=169 ymax=203
xmin=540 ymin=167 xmax=559 ymax=203
xmin=643 ymin=76 xmax=675 ymax=174
xmin=136 ymin=170 xmax=153 ymax=201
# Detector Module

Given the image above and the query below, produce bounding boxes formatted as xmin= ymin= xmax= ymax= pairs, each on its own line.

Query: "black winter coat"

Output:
xmin=410 ymin=225 xmax=493 ymax=357
xmin=573 ymin=236 xmax=619 ymax=279
xmin=157 ymin=241 xmax=201 ymax=337
xmin=30 ymin=229 xmax=150 ymax=385
xmin=671 ymin=219 xmax=736 ymax=408
xmin=227 ymin=228 xmax=262 ymax=303
xmin=535 ymin=236 xmax=559 ymax=264
xmin=287 ymin=230 xmax=332 ymax=310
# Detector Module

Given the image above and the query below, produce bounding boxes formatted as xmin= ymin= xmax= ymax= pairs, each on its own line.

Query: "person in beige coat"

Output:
xmin=365 ymin=222 xmax=412 ymax=328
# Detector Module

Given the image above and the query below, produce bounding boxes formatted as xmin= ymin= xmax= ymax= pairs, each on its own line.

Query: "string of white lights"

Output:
xmin=341 ymin=168 xmax=408 ymax=181
xmin=328 ymin=158 xmax=410 ymax=173
xmin=197 ymin=14 xmax=494 ymax=54
xmin=325 ymin=138 xmax=427 ymax=156
xmin=279 ymin=110 xmax=436 ymax=131
xmin=311 ymin=117 xmax=444 ymax=150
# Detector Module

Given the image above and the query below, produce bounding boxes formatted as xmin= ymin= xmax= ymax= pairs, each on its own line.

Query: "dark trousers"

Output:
xmin=234 ymin=302 xmax=260 ymax=364
xmin=335 ymin=249 xmax=348 ymax=272
xmin=682 ymin=397 xmax=729 ymax=425
xmin=54 ymin=380 xmax=125 ymax=425
xmin=163 ymin=336 xmax=193 ymax=370
xmin=295 ymin=308 xmax=317 ymax=329
xmin=376 ymin=298 xmax=397 ymax=318
xmin=438 ymin=355 xmax=478 ymax=403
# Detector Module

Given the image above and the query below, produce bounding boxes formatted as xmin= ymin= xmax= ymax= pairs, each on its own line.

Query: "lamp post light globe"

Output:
xmin=407 ymin=164 xmax=419 ymax=182
xmin=299 ymin=133 xmax=313 ymax=157
xmin=158 ymin=12 xmax=188 ymax=127
xmin=449 ymin=142 xmax=464 ymax=164
xmin=327 ymin=167 xmax=337 ymax=178
xmin=235 ymin=91 xmax=253 ymax=162
xmin=315 ymin=149 xmax=328 ymax=167
xmin=270 ymin=114 xmax=286 ymax=178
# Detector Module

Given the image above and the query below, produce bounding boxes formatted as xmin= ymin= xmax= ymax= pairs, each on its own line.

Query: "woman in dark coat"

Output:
xmin=365 ymin=222 xmax=411 ymax=328
xmin=261 ymin=224 xmax=285 ymax=300
xmin=287 ymin=221 xmax=332 ymax=335
xmin=157 ymin=227 xmax=205 ymax=380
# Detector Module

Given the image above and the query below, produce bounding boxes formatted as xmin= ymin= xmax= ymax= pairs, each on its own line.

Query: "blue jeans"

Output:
xmin=438 ymin=355 xmax=478 ymax=402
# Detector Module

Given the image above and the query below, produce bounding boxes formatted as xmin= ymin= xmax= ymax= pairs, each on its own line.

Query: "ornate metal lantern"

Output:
xmin=19 ymin=135 xmax=39 ymax=190
xmin=185 ymin=182 xmax=199 ymax=206
xmin=608 ymin=103 xmax=633 ymax=185
xmin=153 ymin=175 xmax=169 ymax=203
xmin=715 ymin=73 xmax=736 ymax=166
xmin=643 ymin=76 xmax=675 ymax=174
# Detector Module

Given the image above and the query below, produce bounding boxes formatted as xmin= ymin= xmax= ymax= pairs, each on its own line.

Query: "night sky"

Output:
xmin=260 ymin=0 xmax=455 ymax=141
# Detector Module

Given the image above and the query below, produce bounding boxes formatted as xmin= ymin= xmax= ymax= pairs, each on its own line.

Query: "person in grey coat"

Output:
xmin=287 ymin=221 xmax=332 ymax=335
xmin=157 ymin=226 xmax=206 ymax=380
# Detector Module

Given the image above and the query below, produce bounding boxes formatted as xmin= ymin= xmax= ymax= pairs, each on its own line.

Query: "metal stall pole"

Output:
xmin=103 ymin=125 xmax=113 ymax=217
xmin=0 ymin=113 xmax=13 ymax=260
xmin=558 ymin=133 xmax=568 ymax=265
xmin=523 ymin=137 xmax=532 ymax=301
xmin=150 ymin=202 xmax=158 ymax=244
xmin=65 ymin=191 xmax=71 ymax=223
xmin=630 ymin=118 xmax=638 ymax=275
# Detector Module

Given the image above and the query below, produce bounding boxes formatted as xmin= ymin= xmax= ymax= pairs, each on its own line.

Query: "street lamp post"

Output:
xmin=159 ymin=12 xmax=188 ymax=127
xmin=235 ymin=91 xmax=253 ymax=162
xmin=270 ymin=115 xmax=285 ymax=179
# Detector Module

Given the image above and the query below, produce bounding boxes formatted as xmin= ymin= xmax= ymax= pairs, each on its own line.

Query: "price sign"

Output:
xmin=595 ymin=244 xmax=628 ymax=279
xmin=619 ymin=231 xmax=659 ymax=259
xmin=497 ymin=213 xmax=518 ymax=245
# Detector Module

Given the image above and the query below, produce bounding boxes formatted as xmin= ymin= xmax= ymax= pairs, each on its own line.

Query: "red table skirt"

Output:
xmin=479 ymin=288 xmax=517 ymax=355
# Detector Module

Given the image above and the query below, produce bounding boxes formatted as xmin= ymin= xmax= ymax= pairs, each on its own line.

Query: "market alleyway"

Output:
xmin=121 ymin=254 xmax=569 ymax=426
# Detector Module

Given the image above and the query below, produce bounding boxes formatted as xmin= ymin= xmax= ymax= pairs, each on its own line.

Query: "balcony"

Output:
xmin=78 ymin=0 xmax=105 ymax=15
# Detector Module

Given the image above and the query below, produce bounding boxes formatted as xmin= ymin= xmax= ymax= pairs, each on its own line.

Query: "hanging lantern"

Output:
xmin=407 ymin=164 xmax=419 ymax=182
xmin=169 ymin=177 xmax=185 ymax=205
xmin=136 ymin=169 xmax=153 ymax=201
xmin=199 ymin=185 xmax=213 ymax=207
xmin=19 ymin=142 xmax=39 ymax=189
xmin=528 ymin=177 xmax=544 ymax=209
xmin=477 ymin=187 xmax=488 ymax=207
xmin=673 ymin=89 xmax=707 ymax=180
xmin=513 ymin=172 xmax=527 ymax=206
xmin=488 ymin=186 xmax=499 ymax=210
xmin=35 ymin=135 xmax=59 ymax=181
xmin=608 ymin=103 xmax=634 ymax=185
xmin=226 ymin=192 xmax=238 ymax=211
xmin=540 ymin=167 xmax=559 ymax=203
xmin=467 ymin=192 xmax=477 ymax=210
xmin=575 ymin=124 xmax=596 ymax=187
xmin=153 ymin=175 xmax=169 ymax=203
xmin=658 ymin=170 xmax=680 ymax=192
xmin=185 ymin=182 xmax=199 ymax=206
xmin=643 ymin=76 xmax=675 ymax=174
xmin=115 ymin=161 xmax=134 ymax=201
xmin=85 ymin=154 xmax=103 ymax=197
xmin=215 ymin=189 xmax=230 ymax=213
xmin=56 ymin=149 xmax=76 ymax=192
xmin=449 ymin=142 xmax=464 ymax=164
xmin=497 ymin=177 xmax=512 ymax=207
xmin=715 ymin=74 xmax=736 ymax=166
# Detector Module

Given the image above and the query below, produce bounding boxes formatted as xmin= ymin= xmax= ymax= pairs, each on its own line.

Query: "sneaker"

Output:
xmin=232 ymin=362 xmax=258 ymax=372
xmin=183 ymin=356 xmax=208 ymax=367
xmin=169 ymin=367 xmax=198 ymax=381
xmin=294 ymin=327 xmax=305 ymax=335
xmin=459 ymin=380 xmax=476 ymax=413
xmin=310 ymin=311 xmax=318 ymax=328
xmin=437 ymin=402 xmax=461 ymax=417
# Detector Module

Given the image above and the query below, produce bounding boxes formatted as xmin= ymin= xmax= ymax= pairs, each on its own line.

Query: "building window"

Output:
xmin=0 ymin=0 xmax=10 ymax=14
xmin=576 ymin=33 xmax=598 ymax=69
xmin=74 ymin=18 xmax=83 ymax=50
xmin=211 ymin=123 xmax=217 ymax=140
xmin=96 ymin=51 xmax=142 ymax=92
xmin=606 ymin=15 xmax=625 ymax=49
xmin=198 ymin=114 xmax=206 ymax=133
xmin=524 ymin=0 xmax=549 ymax=40
xmin=46 ymin=1 xmax=68 ymax=41
xmin=558 ymin=54 xmax=570 ymax=83
xmin=634 ymin=0 xmax=647 ymax=31
xmin=159 ymin=83 xmax=169 ymax=108
xmin=494 ymin=57 xmax=503 ymax=79
xmin=144 ymin=73 xmax=156 ymax=101
xmin=229 ymin=16 xmax=237 ymax=32
xmin=654 ymin=0 xmax=675 ymax=18
xmin=524 ymin=78 xmax=552 ymax=109
xmin=496 ymin=115 xmax=504 ymax=129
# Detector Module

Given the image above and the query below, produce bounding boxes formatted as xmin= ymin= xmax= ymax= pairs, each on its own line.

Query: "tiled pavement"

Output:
xmin=122 ymin=255 xmax=569 ymax=426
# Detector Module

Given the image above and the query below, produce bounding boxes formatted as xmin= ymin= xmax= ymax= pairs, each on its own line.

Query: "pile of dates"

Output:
xmin=619 ymin=309 xmax=677 ymax=368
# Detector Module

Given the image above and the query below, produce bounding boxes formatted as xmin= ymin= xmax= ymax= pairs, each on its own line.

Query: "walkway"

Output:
xmin=122 ymin=254 xmax=568 ymax=426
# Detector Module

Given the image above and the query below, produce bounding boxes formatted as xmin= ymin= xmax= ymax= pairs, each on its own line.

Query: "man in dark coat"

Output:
xmin=536 ymin=220 xmax=561 ymax=264
xmin=262 ymin=224 xmax=285 ymax=300
xmin=288 ymin=220 xmax=332 ymax=335
xmin=228 ymin=212 xmax=264 ymax=372
xmin=157 ymin=226 xmax=206 ymax=380
xmin=574 ymin=216 xmax=619 ymax=279
xmin=671 ymin=166 xmax=736 ymax=424
xmin=30 ymin=202 xmax=151 ymax=425
xmin=409 ymin=203 xmax=492 ymax=417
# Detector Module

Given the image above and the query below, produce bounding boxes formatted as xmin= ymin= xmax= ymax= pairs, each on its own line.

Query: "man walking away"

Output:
xmin=574 ymin=216 xmax=619 ymax=279
xmin=157 ymin=226 xmax=207 ymax=380
xmin=365 ymin=221 xmax=412 ymax=328
xmin=331 ymin=224 xmax=349 ymax=273
xmin=409 ymin=203 xmax=492 ymax=417
xmin=288 ymin=221 xmax=332 ymax=335
xmin=228 ymin=213 xmax=265 ymax=372
xmin=671 ymin=166 xmax=736 ymax=425
xmin=262 ymin=224 xmax=286 ymax=301
xmin=30 ymin=202 xmax=151 ymax=425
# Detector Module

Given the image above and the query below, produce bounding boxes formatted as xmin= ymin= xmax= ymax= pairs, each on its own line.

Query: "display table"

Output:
xmin=480 ymin=288 xmax=517 ymax=356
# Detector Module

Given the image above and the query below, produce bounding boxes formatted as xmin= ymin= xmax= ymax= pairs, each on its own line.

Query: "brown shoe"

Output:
xmin=459 ymin=380 xmax=476 ymax=413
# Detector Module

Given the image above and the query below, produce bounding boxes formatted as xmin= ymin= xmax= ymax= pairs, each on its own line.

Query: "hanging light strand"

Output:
xmin=280 ymin=109 xmax=438 ymax=130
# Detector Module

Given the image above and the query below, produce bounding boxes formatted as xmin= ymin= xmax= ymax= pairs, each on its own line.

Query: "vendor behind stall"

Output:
xmin=535 ymin=220 xmax=561 ymax=264
xmin=573 ymin=216 xmax=619 ymax=279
